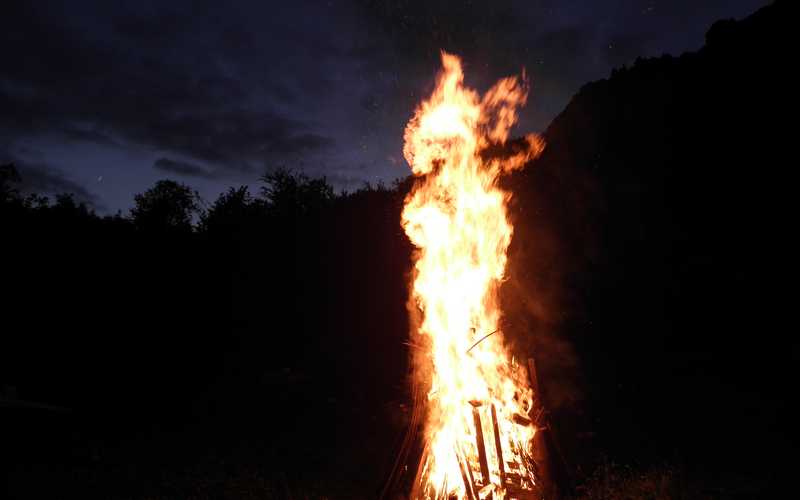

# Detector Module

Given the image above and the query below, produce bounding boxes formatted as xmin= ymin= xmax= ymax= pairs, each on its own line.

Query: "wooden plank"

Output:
xmin=527 ymin=357 xmax=554 ymax=500
xmin=460 ymin=443 xmax=479 ymax=496
xmin=527 ymin=358 xmax=541 ymax=405
xmin=455 ymin=448 xmax=477 ymax=500
xmin=490 ymin=404 xmax=507 ymax=485
xmin=472 ymin=405 xmax=491 ymax=486
xmin=477 ymin=483 xmax=495 ymax=500
xmin=410 ymin=441 xmax=430 ymax=500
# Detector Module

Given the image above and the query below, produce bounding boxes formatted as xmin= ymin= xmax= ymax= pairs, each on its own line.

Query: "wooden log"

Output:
xmin=477 ymin=483 xmax=495 ymax=500
xmin=490 ymin=404 xmax=507 ymax=485
xmin=472 ymin=405 xmax=491 ymax=487
xmin=460 ymin=443 xmax=479 ymax=496
xmin=527 ymin=357 xmax=554 ymax=500
xmin=438 ymin=477 xmax=448 ymax=500
xmin=527 ymin=358 xmax=541 ymax=405
xmin=512 ymin=413 xmax=533 ymax=427
xmin=455 ymin=448 xmax=477 ymax=500
xmin=410 ymin=441 xmax=430 ymax=500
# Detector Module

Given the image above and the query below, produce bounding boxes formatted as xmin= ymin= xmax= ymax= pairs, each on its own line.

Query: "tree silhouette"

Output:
xmin=199 ymin=186 xmax=261 ymax=235
xmin=260 ymin=168 xmax=334 ymax=217
xmin=0 ymin=163 xmax=21 ymax=204
xmin=52 ymin=193 xmax=92 ymax=219
xmin=130 ymin=179 xmax=201 ymax=232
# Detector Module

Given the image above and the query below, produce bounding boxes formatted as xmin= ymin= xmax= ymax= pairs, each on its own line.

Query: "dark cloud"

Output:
xmin=264 ymin=133 xmax=334 ymax=155
xmin=1 ymin=150 xmax=100 ymax=208
xmin=18 ymin=164 xmax=98 ymax=206
xmin=60 ymin=127 xmax=121 ymax=147
xmin=0 ymin=0 xmax=769 ymax=212
xmin=0 ymin=1 xmax=338 ymax=179
xmin=111 ymin=10 xmax=183 ymax=44
xmin=153 ymin=157 xmax=216 ymax=180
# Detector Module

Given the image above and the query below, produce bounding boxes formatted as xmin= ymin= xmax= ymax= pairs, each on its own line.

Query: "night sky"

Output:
xmin=2 ymin=0 xmax=766 ymax=213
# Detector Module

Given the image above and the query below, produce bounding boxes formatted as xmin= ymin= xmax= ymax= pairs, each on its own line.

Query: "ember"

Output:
xmin=401 ymin=52 xmax=545 ymax=499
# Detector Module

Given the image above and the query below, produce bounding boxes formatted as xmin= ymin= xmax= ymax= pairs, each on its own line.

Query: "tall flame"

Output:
xmin=402 ymin=52 xmax=544 ymax=498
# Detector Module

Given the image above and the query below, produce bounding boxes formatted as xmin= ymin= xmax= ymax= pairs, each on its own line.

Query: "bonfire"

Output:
xmin=399 ymin=52 xmax=547 ymax=499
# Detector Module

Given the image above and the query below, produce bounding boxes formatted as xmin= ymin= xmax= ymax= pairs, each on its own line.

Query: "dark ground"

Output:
xmin=2 ymin=1 xmax=797 ymax=498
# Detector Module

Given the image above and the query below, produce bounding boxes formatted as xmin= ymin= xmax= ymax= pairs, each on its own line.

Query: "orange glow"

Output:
xmin=402 ymin=52 xmax=544 ymax=499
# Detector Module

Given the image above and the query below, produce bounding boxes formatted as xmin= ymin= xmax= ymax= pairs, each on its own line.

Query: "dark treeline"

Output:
xmin=1 ymin=166 xmax=407 ymax=408
xmin=2 ymin=0 xmax=797 ymax=497
xmin=2 ymin=166 xmax=415 ymax=497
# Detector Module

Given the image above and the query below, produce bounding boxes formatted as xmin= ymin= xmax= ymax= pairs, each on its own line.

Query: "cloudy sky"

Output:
xmin=2 ymin=0 xmax=767 ymax=213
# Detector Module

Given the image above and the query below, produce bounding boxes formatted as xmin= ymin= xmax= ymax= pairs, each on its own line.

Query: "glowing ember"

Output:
xmin=402 ymin=52 xmax=544 ymax=499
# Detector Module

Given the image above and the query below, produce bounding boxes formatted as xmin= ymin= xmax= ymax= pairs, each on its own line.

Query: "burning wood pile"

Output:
xmin=390 ymin=52 xmax=550 ymax=500
xmin=406 ymin=356 xmax=552 ymax=500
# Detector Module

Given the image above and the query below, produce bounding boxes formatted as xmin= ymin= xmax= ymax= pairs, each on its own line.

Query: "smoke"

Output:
xmin=499 ymin=147 xmax=604 ymax=417
xmin=502 ymin=219 xmax=583 ymax=414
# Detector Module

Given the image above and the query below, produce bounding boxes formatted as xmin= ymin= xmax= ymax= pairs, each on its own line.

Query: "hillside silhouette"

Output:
xmin=2 ymin=1 xmax=796 ymax=497
xmin=505 ymin=0 xmax=795 ymax=494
